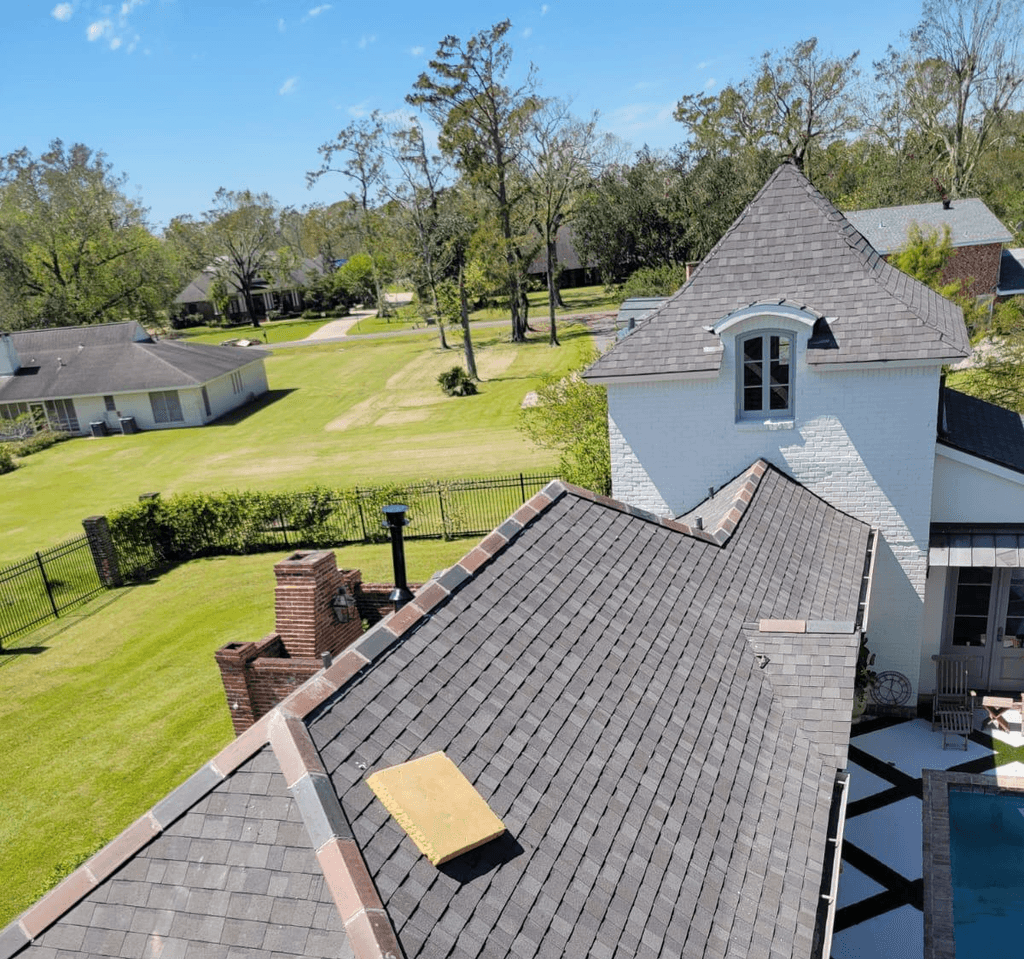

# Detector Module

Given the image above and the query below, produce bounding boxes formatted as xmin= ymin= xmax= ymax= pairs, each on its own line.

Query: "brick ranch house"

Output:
xmin=0 ymin=321 xmax=268 ymax=436
xmin=6 ymin=162 xmax=1024 ymax=959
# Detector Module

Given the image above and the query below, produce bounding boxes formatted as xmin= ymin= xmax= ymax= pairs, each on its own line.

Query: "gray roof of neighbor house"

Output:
xmin=175 ymin=256 xmax=325 ymax=305
xmin=940 ymin=386 xmax=1024 ymax=475
xmin=844 ymin=198 xmax=1013 ymax=255
xmin=525 ymin=224 xmax=590 ymax=274
xmin=586 ymin=163 xmax=971 ymax=382
xmin=0 ymin=322 xmax=267 ymax=403
xmin=1 ymin=462 xmax=870 ymax=959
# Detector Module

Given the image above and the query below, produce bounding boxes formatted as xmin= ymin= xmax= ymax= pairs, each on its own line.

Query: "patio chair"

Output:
xmin=937 ymin=707 xmax=972 ymax=750
xmin=931 ymin=654 xmax=974 ymax=731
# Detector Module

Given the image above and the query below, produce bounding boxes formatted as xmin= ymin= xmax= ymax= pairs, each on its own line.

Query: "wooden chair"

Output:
xmin=931 ymin=654 xmax=974 ymax=737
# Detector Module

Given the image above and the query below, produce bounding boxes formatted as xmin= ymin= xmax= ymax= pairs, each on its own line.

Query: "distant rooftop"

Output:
xmin=844 ymin=198 xmax=1013 ymax=255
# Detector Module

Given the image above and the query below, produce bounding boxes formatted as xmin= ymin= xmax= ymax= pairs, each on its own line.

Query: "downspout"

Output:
xmin=819 ymin=769 xmax=851 ymax=958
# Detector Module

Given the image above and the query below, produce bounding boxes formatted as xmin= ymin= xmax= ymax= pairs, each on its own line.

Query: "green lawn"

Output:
xmin=0 ymin=536 xmax=479 ymax=927
xmin=0 ymin=325 xmax=593 ymax=563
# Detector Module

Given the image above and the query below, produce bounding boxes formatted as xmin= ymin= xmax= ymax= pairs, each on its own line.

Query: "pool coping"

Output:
xmin=922 ymin=768 xmax=1024 ymax=959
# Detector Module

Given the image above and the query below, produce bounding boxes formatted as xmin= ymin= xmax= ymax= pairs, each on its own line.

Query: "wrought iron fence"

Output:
xmin=0 ymin=535 xmax=103 ymax=647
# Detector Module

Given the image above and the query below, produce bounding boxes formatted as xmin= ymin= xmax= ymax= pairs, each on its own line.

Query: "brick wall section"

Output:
xmin=82 ymin=515 xmax=123 ymax=588
xmin=274 ymin=551 xmax=363 ymax=659
xmin=216 ymin=551 xmax=369 ymax=736
xmin=357 ymin=582 xmax=424 ymax=626
xmin=942 ymin=242 xmax=1002 ymax=296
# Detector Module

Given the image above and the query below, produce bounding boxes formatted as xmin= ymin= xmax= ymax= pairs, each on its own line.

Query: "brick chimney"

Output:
xmin=274 ymin=550 xmax=361 ymax=660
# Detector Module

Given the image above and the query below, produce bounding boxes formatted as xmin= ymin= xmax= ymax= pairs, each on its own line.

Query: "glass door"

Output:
xmin=944 ymin=567 xmax=1024 ymax=690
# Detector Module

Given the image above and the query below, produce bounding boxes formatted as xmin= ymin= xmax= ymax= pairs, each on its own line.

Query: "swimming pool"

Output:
xmin=923 ymin=771 xmax=1024 ymax=959
xmin=948 ymin=789 xmax=1024 ymax=956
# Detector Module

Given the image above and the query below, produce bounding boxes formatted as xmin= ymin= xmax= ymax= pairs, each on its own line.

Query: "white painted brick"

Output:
xmin=608 ymin=325 xmax=943 ymax=699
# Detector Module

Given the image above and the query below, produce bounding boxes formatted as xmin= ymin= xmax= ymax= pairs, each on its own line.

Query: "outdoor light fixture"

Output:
xmin=331 ymin=585 xmax=355 ymax=623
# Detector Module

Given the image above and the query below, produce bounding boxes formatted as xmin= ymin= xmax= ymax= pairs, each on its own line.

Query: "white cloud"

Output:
xmin=522 ymin=26 xmax=532 ymax=38
xmin=110 ymin=36 xmax=122 ymax=49
xmin=278 ymin=18 xmax=286 ymax=32
xmin=347 ymin=101 xmax=370 ymax=117
xmin=541 ymin=3 xmax=549 ymax=13
xmin=52 ymin=3 xmax=73 ymax=21
xmin=358 ymin=34 xmax=376 ymax=49
xmin=704 ymin=78 xmax=716 ymax=90
xmin=606 ymin=101 xmax=677 ymax=140
xmin=410 ymin=45 xmax=424 ymax=56
xmin=86 ymin=19 xmax=110 ymax=41
xmin=301 ymin=4 xmax=331 ymax=21
xmin=279 ymin=76 xmax=299 ymax=95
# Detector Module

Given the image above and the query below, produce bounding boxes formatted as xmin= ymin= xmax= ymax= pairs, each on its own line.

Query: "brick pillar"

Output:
xmin=274 ymin=551 xmax=362 ymax=659
xmin=215 ymin=634 xmax=286 ymax=736
xmin=82 ymin=515 xmax=123 ymax=588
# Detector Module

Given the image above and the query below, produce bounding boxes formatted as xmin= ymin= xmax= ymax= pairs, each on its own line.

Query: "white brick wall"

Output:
xmin=607 ymin=324 xmax=944 ymax=698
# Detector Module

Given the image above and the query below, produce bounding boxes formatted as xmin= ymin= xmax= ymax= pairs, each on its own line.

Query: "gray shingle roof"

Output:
xmin=174 ymin=257 xmax=325 ymax=305
xmin=940 ymin=386 xmax=1024 ymax=475
xmin=0 ymin=323 xmax=267 ymax=402
xmin=2 ymin=464 xmax=871 ymax=959
xmin=7 ymin=747 xmax=355 ymax=959
xmin=845 ymin=198 xmax=1012 ymax=255
xmin=586 ymin=163 xmax=970 ymax=382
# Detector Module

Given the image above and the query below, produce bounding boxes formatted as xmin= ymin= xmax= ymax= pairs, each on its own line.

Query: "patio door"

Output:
xmin=943 ymin=567 xmax=1024 ymax=690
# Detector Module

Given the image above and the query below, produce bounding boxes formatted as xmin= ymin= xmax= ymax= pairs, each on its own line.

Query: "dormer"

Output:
xmin=0 ymin=333 xmax=20 ymax=377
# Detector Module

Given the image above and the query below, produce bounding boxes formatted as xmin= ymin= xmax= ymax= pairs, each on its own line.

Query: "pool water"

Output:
xmin=948 ymin=789 xmax=1024 ymax=956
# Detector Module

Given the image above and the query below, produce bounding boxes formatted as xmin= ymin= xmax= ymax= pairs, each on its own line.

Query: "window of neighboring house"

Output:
xmin=202 ymin=386 xmax=212 ymax=417
xmin=737 ymin=330 xmax=794 ymax=419
xmin=231 ymin=371 xmax=243 ymax=394
xmin=103 ymin=395 xmax=116 ymax=412
xmin=44 ymin=398 xmax=79 ymax=432
xmin=149 ymin=390 xmax=184 ymax=424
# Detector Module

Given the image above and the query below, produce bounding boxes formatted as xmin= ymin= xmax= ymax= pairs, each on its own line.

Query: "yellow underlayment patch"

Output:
xmin=366 ymin=751 xmax=505 ymax=866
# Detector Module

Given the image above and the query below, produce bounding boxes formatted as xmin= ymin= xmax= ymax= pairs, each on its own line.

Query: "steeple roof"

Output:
xmin=587 ymin=162 xmax=970 ymax=382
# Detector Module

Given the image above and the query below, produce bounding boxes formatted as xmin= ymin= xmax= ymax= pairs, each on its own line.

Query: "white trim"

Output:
xmin=936 ymin=443 xmax=1024 ymax=485
xmin=712 ymin=303 xmax=820 ymax=335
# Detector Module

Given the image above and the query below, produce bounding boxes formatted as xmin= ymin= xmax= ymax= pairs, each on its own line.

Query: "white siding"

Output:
xmin=932 ymin=446 xmax=1024 ymax=522
xmin=607 ymin=322 xmax=944 ymax=698
xmin=204 ymin=359 xmax=268 ymax=421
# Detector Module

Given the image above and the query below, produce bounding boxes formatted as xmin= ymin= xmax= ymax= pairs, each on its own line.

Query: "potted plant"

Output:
xmin=853 ymin=634 xmax=877 ymax=720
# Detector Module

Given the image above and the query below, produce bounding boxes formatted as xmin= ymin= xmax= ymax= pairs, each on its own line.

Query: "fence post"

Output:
xmin=438 ymin=488 xmax=448 ymax=538
xmin=36 ymin=552 xmax=59 ymax=617
xmin=279 ymin=514 xmax=289 ymax=548
xmin=520 ymin=473 xmax=527 ymax=503
xmin=82 ymin=515 xmax=123 ymax=588
xmin=356 ymin=491 xmax=368 ymax=543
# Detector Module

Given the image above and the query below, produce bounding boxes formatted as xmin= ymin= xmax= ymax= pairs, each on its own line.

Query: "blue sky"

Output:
xmin=2 ymin=1 xmax=925 ymax=230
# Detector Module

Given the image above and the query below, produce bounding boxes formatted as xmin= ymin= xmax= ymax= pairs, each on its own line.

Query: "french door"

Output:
xmin=943 ymin=567 xmax=1024 ymax=690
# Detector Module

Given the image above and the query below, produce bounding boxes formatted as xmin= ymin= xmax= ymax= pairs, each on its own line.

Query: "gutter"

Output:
xmin=819 ymin=769 xmax=851 ymax=958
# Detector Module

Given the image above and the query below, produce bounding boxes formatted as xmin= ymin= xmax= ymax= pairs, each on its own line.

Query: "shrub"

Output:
xmin=11 ymin=429 xmax=71 ymax=457
xmin=0 ymin=444 xmax=15 ymax=475
xmin=437 ymin=366 xmax=478 ymax=397
xmin=620 ymin=263 xmax=689 ymax=299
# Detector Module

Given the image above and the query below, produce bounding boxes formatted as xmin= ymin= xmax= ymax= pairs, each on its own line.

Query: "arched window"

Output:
xmin=738 ymin=330 xmax=794 ymax=418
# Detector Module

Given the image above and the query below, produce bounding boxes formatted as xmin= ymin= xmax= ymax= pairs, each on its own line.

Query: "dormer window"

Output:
xmin=738 ymin=330 xmax=794 ymax=418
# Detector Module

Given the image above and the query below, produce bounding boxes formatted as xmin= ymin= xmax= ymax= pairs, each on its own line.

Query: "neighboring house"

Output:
xmin=525 ymin=223 xmax=600 ymax=289
xmin=587 ymin=161 xmax=1024 ymax=709
xmin=175 ymin=256 xmax=325 ymax=323
xmin=0 ymin=321 xmax=269 ymax=436
xmin=844 ymin=197 xmax=1013 ymax=296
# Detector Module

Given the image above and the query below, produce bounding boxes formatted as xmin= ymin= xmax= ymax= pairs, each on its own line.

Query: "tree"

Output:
xmin=201 ymin=188 xmax=281 ymax=327
xmin=308 ymin=115 xmax=393 ymax=318
xmin=408 ymin=19 xmax=543 ymax=342
xmin=675 ymin=37 xmax=861 ymax=177
xmin=891 ymin=0 xmax=1024 ymax=197
xmin=891 ymin=223 xmax=955 ymax=288
xmin=0 ymin=140 xmax=174 ymax=329
xmin=519 ymin=356 xmax=611 ymax=494
xmin=523 ymin=100 xmax=616 ymax=345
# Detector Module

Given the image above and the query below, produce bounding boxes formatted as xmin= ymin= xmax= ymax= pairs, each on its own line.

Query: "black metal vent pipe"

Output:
xmin=382 ymin=504 xmax=414 ymax=609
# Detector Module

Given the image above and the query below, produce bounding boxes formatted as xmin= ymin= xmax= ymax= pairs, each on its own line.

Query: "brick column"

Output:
xmin=82 ymin=515 xmax=123 ymax=588
xmin=274 ymin=551 xmax=362 ymax=659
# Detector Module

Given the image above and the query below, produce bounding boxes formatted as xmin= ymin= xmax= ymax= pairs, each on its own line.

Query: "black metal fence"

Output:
xmin=0 ymin=535 xmax=104 ymax=647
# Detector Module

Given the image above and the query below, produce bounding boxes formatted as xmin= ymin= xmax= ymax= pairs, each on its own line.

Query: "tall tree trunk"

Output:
xmin=242 ymin=287 xmax=259 ymax=328
xmin=458 ymin=262 xmax=478 ymax=380
xmin=430 ymin=280 xmax=448 ymax=350
xmin=546 ymin=238 xmax=560 ymax=346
